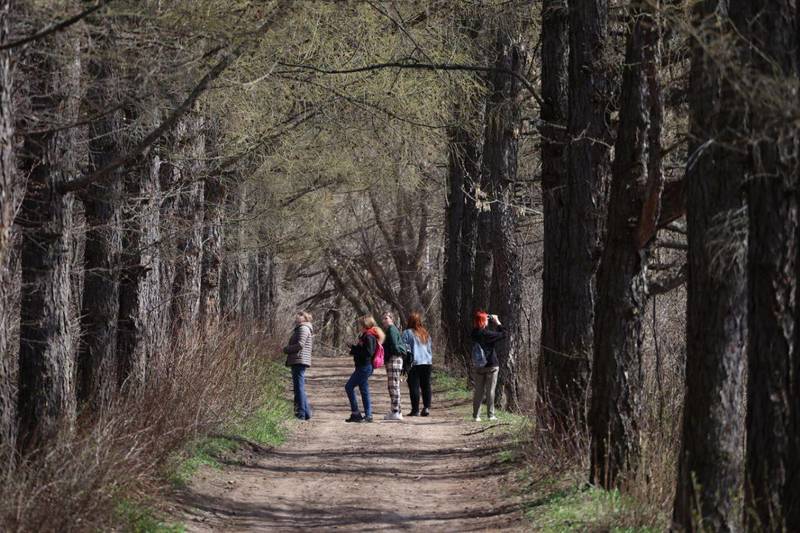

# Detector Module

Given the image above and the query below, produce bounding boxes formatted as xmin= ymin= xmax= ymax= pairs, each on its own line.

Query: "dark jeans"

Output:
xmin=345 ymin=364 xmax=373 ymax=416
xmin=407 ymin=364 xmax=432 ymax=413
xmin=291 ymin=364 xmax=311 ymax=419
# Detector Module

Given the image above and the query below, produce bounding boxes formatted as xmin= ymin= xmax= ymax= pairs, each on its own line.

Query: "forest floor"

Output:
xmin=171 ymin=356 xmax=528 ymax=532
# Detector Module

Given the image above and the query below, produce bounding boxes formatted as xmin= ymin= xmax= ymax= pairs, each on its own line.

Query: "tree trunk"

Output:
xmin=735 ymin=1 xmax=799 ymax=530
xmin=673 ymin=2 xmax=748 ymax=529
xmin=442 ymin=112 xmax=480 ymax=366
xmin=589 ymin=1 xmax=662 ymax=488
xmin=16 ymin=31 xmax=83 ymax=449
xmin=537 ymin=0 xmax=569 ymax=425
xmin=77 ymin=51 xmax=122 ymax=410
xmin=170 ymin=118 xmax=205 ymax=334
xmin=117 ymin=149 xmax=165 ymax=390
xmin=539 ymin=0 xmax=612 ymax=427
xmin=0 ymin=0 xmax=20 ymax=456
xmin=200 ymin=170 xmax=225 ymax=330
xmin=482 ymin=27 xmax=526 ymax=411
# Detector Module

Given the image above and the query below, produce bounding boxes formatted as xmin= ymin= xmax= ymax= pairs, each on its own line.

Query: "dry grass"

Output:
xmin=0 ymin=322 xmax=280 ymax=533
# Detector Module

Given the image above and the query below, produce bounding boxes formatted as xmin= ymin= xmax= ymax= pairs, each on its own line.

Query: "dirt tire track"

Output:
xmin=176 ymin=356 xmax=525 ymax=531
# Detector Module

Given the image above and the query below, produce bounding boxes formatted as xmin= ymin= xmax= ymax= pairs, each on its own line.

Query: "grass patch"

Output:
xmin=116 ymin=500 xmax=185 ymax=533
xmin=432 ymin=369 xmax=471 ymax=401
xmin=168 ymin=362 xmax=293 ymax=486
xmin=525 ymin=484 xmax=660 ymax=533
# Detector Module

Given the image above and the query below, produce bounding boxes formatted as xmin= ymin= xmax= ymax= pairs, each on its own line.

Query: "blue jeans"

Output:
xmin=345 ymin=364 xmax=373 ymax=416
xmin=291 ymin=364 xmax=311 ymax=419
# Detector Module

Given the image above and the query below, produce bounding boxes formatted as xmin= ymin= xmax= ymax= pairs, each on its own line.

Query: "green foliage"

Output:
xmin=432 ymin=369 xmax=471 ymax=401
xmin=526 ymin=484 xmax=661 ymax=533
xmin=116 ymin=500 xmax=186 ymax=533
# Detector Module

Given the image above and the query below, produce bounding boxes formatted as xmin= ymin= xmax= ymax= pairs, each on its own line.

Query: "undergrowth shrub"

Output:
xmin=0 ymin=322 xmax=282 ymax=532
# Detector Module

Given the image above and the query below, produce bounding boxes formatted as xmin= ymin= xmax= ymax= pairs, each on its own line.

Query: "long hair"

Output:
xmin=358 ymin=315 xmax=385 ymax=343
xmin=406 ymin=311 xmax=430 ymax=343
xmin=473 ymin=310 xmax=489 ymax=329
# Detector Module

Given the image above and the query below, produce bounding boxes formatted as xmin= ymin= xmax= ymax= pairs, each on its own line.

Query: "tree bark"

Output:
xmin=482 ymin=26 xmax=526 ymax=411
xmin=77 ymin=44 xmax=122 ymax=410
xmin=673 ymin=2 xmax=748 ymax=529
xmin=170 ymin=117 xmax=205 ymax=334
xmin=589 ymin=1 xmax=662 ymax=488
xmin=200 ymin=168 xmax=225 ymax=330
xmin=117 ymin=148 xmax=166 ymax=390
xmin=16 ymin=30 xmax=83 ymax=449
xmin=537 ymin=0 xmax=569 ymax=425
xmin=442 ymin=106 xmax=481 ymax=367
xmin=734 ymin=1 xmax=800 ymax=530
xmin=0 ymin=0 xmax=20 ymax=456
xmin=538 ymin=0 xmax=612 ymax=427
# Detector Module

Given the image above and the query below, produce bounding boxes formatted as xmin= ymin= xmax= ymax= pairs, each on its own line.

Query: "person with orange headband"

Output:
xmin=470 ymin=310 xmax=505 ymax=421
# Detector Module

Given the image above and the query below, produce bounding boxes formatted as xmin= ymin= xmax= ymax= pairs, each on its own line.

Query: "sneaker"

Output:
xmin=364 ymin=415 xmax=374 ymax=423
xmin=345 ymin=414 xmax=364 ymax=423
xmin=407 ymin=411 xmax=420 ymax=417
xmin=383 ymin=411 xmax=403 ymax=421
xmin=421 ymin=408 xmax=430 ymax=417
xmin=473 ymin=416 xmax=481 ymax=422
xmin=488 ymin=415 xmax=498 ymax=421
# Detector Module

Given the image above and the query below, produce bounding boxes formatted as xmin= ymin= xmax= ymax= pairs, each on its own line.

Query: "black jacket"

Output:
xmin=349 ymin=332 xmax=377 ymax=367
xmin=471 ymin=325 xmax=505 ymax=368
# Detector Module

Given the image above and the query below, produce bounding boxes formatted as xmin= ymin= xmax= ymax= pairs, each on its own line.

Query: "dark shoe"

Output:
xmin=364 ymin=415 xmax=374 ymax=423
xmin=407 ymin=411 xmax=420 ymax=417
xmin=345 ymin=414 xmax=364 ymax=423
xmin=421 ymin=408 xmax=430 ymax=417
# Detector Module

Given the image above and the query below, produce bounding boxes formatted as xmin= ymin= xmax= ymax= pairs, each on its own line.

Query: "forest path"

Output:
xmin=175 ymin=356 xmax=526 ymax=531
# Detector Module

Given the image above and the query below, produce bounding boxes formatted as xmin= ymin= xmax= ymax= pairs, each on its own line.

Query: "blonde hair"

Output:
xmin=297 ymin=310 xmax=313 ymax=322
xmin=357 ymin=315 xmax=385 ymax=343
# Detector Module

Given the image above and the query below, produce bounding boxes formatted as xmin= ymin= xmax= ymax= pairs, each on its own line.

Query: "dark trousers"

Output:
xmin=291 ymin=364 xmax=311 ymax=419
xmin=407 ymin=364 xmax=432 ymax=413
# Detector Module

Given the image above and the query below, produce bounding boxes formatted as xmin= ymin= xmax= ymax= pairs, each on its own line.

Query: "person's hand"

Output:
xmin=490 ymin=314 xmax=501 ymax=325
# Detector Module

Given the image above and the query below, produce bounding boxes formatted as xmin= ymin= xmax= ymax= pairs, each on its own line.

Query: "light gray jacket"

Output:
xmin=283 ymin=322 xmax=313 ymax=366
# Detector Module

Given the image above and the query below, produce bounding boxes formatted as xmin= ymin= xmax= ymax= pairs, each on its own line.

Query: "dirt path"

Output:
xmin=176 ymin=356 xmax=526 ymax=531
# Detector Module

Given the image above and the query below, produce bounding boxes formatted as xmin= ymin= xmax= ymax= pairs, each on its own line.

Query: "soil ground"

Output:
xmin=175 ymin=356 xmax=527 ymax=531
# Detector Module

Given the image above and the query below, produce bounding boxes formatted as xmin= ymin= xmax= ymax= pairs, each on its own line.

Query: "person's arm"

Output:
xmin=480 ymin=326 xmax=506 ymax=345
xmin=364 ymin=334 xmax=377 ymax=357
xmin=283 ymin=330 xmax=301 ymax=354
xmin=389 ymin=325 xmax=404 ymax=354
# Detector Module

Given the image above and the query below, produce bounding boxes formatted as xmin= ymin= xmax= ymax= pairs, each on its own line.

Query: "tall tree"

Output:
xmin=589 ymin=0 xmax=663 ymax=488
xmin=16 ymin=30 xmax=83 ymax=448
xmin=77 ymin=23 xmax=123 ymax=409
xmin=673 ymin=1 xmax=748 ymax=529
xmin=538 ymin=0 xmax=612 ymax=427
xmin=735 ymin=0 xmax=800 ymax=530
xmin=537 ymin=0 xmax=569 ymax=426
xmin=483 ymin=22 xmax=528 ymax=411
xmin=0 ymin=0 xmax=19 ymax=455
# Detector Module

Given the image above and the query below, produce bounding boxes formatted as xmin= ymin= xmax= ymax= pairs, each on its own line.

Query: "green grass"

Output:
xmin=524 ymin=484 xmax=661 ymax=533
xmin=116 ymin=500 xmax=185 ymax=533
xmin=432 ymin=369 xmax=471 ymax=401
xmin=168 ymin=362 xmax=293 ymax=487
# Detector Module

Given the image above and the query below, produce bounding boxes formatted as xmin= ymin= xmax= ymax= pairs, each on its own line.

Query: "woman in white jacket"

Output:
xmin=283 ymin=311 xmax=313 ymax=420
xmin=402 ymin=311 xmax=433 ymax=417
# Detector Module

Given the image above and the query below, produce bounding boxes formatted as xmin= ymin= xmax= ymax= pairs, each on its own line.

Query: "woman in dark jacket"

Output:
xmin=471 ymin=310 xmax=505 ymax=421
xmin=344 ymin=315 xmax=385 ymax=423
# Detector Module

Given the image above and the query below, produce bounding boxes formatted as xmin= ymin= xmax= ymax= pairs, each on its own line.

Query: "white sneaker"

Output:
xmin=473 ymin=416 xmax=481 ymax=422
xmin=488 ymin=415 xmax=498 ymax=421
xmin=384 ymin=411 xmax=403 ymax=421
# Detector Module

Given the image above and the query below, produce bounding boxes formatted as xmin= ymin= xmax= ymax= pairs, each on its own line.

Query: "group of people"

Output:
xmin=282 ymin=308 xmax=506 ymax=424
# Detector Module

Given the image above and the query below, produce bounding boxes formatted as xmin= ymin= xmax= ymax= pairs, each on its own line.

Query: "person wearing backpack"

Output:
xmin=381 ymin=311 xmax=408 ymax=421
xmin=345 ymin=315 xmax=385 ymax=423
xmin=402 ymin=311 xmax=433 ymax=417
xmin=470 ymin=310 xmax=505 ymax=421
xmin=283 ymin=311 xmax=314 ymax=421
